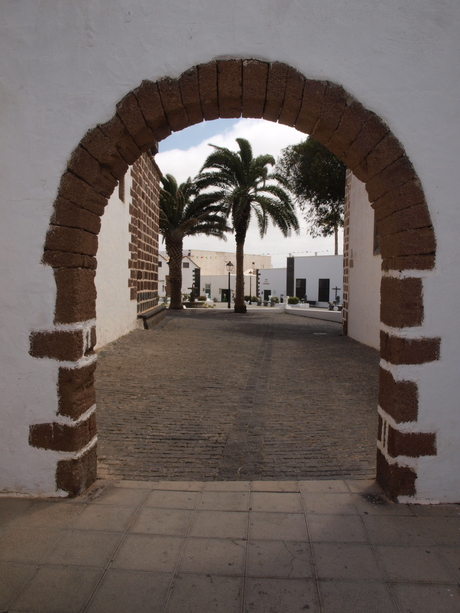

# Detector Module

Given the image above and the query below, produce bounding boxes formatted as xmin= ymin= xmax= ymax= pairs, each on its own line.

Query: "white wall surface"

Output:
xmin=1 ymin=0 xmax=460 ymax=500
xmin=294 ymin=256 xmax=343 ymax=305
xmin=186 ymin=250 xmax=271 ymax=276
xmin=95 ymin=171 xmax=138 ymax=349
xmin=259 ymin=268 xmax=287 ymax=299
xmin=347 ymin=176 xmax=382 ymax=349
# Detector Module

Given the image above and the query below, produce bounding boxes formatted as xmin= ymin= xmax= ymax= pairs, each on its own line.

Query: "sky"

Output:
xmin=155 ymin=118 xmax=343 ymax=268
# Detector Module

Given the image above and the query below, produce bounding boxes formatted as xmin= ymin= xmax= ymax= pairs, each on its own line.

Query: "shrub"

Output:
xmin=288 ymin=296 xmax=300 ymax=304
xmin=271 ymin=296 xmax=279 ymax=303
xmin=198 ymin=296 xmax=207 ymax=301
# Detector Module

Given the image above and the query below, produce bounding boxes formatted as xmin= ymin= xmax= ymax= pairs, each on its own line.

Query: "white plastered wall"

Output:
xmin=0 ymin=1 xmax=459 ymax=500
xmin=95 ymin=170 xmax=138 ymax=349
xmin=294 ymin=256 xmax=343 ymax=305
xmin=347 ymin=176 xmax=382 ymax=349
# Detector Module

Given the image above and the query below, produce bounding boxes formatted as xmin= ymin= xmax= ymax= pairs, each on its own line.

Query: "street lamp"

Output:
xmin=249 ymin=262 xmax=255 ymax=305
xmin=226 ymin=261 xmax=234 ymax=309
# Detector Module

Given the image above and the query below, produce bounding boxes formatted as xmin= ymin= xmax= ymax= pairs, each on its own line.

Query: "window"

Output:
xmin=158 ymin=260 xmax=162 ymax=267
xmin=183 ymin=262 xmax=189 ymax=268
xmin=318 ymin=278 xmax=330 ymax=302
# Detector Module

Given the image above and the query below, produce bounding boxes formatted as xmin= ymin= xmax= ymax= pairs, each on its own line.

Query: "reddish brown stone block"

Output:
xmin=295 ymin=79 xmax=327 ymax=135
xmin=80 ymin=127 xmax=128 ymax=179
xmin=311 ymin=83 xmax=348 ymax=144
xmin=99 ymin=114 xmax=142 ymax=165
xmin=42 ymin=251 xmax=97 ymax=270
xmin=380 ymin=276 xmax=423 ymax=328
xmin=372 ymin=179 xmax=425 ymax=220
xmin=158 ymin=77 xmax=190 ymax=132
xmin=56 ymin=443 xmax=97 ymax=497
xmin=45 ymin=225 xmax=98 ymax=257
xmin=263 ymin=62 xmax=289 ymax=122
xmin=366 ymin=156 xmax=416 ymax=203
xmin=116 ymin=91 xmax=157 ymax=151
xmin=29 ymin=330 xmax=85 ymax=362
xmin=67 ymin=146 xmax=117 ymax=199
xmin=198 ymin=61 xmax=219 ymax=121
xmin=354 ymin=133 xmax=405 ymax=184
xmin=54 ymin=268 xmax=97 ymax=324
xmin=242 ymin=60 xmax=269 ymax=119
xmin=377 ymin=204 xmax=432 ymax=238
xmin=379 ymin=366 xmax=419 ymax=423
xmin=58 ymin=363 xmax=97 ymax=419
xmin=327 ymin=100 xmax=369 ymax=159
xmin=134 ymin=80 xmax=172 ymax=142
xmin=278 ymin=67 xmax=305 ymax=127
xmin=29 ymin=413 xmax=96 ymax=453
xmin=58 ymin=172 xmax=108 ymax=217
xmin=217 ymin=59 xmax=243 ymax=118
xmin=345 ymin=114 xmax=389 ymax=175
xmin=51 ymin=198 xmax=101 ymax=235
xmin=387 ymin=426 xmax=436 ymax=458
xmin=380 ymin=227 xmax=436 ymax=259
xmin=179 ymin=66 xmax=204 ymax=126
xmin=376 ymin=448 xmax=416 ymax=500
xmin=380 ymin=331 xmax=440 ymax=365
xmin=382 ymin=254 xmax=435 ymax=272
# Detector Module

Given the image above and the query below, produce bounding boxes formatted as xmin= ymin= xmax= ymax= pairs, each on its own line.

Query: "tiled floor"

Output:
xmin=1 ymin=479 xmax=460 ymax=612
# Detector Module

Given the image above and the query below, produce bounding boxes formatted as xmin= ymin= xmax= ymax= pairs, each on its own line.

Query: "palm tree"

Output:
xmin=197 ymin=138 xmax=299 ymax=313
xmin=159 ymin=174 xmax=228 ymax=309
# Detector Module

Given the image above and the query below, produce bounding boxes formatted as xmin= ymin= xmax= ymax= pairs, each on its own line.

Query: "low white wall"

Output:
xmin=95 ymin=171 xmax=138 ymax=348
xmin=347 ymin=176 xmax=381 ymax=349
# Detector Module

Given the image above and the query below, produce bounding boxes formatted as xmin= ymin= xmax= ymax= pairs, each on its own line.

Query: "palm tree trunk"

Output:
xmin=166 ymin=237 xmax=184 ymax=309
xmin=334 ymin=226 xmax=338 ymax=256
xmin=234 ymin=237 xmax=247 ymax=313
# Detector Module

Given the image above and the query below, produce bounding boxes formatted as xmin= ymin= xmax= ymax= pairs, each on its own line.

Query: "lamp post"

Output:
xmin=226 ymin=261 xmax=234 ymax=309
xmin=249 ymin=262 xmax=255 ymax=305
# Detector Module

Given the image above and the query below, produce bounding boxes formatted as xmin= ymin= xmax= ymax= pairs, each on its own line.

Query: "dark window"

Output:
xmin=318 ymin=278 xmax=330 ymax=302
xmin=158 ymin=261 xmax=162 ymax=267
xmin=183 ymin=262 xmax=189 ymax=268
xmin=295 ymin=278 xmax=306 ymax=301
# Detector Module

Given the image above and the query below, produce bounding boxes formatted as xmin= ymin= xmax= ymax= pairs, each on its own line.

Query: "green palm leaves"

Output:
xmin=197 ymin=138 xmax=299 ymax=313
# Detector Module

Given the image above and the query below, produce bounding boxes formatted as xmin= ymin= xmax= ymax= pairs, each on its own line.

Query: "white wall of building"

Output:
xmin=200 ymin=273 xmax=256 ymax=302
xmin=259 ymin=268 xmax=286 ymax=300
xmin=95 ymin=171 xmax=138 ymax=348
xmin=0 ymin=1 xmax=459 ymax=500
xmin=294 ymin=256 xmax=343 ymax=306
xmin=347 ymin=175 xmax=382 ymax=350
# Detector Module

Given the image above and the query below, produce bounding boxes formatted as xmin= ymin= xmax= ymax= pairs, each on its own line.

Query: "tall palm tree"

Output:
xmin=159 ymin=174 xmax=228 ymax=309
xmin=197 ymin=138 xmax=299 ymax=313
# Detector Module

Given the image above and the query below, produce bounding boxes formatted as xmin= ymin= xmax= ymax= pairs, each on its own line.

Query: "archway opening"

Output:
xmin=29 ymin=59 xmax=438 ymax=500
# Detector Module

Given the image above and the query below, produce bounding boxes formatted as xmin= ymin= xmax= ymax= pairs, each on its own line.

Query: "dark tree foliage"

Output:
xmin=276 ymin=137 xmax=346 ymax=254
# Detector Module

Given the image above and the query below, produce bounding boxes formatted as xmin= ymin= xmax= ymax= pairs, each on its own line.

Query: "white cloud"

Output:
xmin=155 ymin=119 xmax=342 ymax=268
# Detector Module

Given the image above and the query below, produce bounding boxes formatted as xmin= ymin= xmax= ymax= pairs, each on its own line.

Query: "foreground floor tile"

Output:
xmin=166 ymin=574 xmax=242 ymax=613
xmin=243 ymin=577 xmax=319 ymax=613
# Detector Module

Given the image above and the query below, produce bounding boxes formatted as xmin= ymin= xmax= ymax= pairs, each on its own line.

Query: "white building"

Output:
xmin=258 ymin=255 xmax=343 ymax=306
xmin=158 ymin=254 xmax=200 ymax=298
xmin=1 ymin=1 xmax=458 ymax=503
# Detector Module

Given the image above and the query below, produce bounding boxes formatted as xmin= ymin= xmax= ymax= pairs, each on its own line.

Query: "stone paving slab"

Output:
xmin=95 ymin=310 xmax=380 ymax=481
xmin=1 ymin=479 xmax=460 ymax=612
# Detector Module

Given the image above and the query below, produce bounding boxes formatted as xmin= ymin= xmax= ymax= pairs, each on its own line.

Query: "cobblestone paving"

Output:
xmin=95 ymin=309 xmax=380 ymax=481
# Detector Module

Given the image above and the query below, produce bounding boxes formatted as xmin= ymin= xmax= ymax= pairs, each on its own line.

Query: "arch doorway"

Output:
xmin=29 ymin=59 xmax=438 ymax=500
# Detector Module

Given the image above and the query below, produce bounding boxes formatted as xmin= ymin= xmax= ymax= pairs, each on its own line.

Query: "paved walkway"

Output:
xmin=95 ymin=308 xmax=379 ymax=481
xmin=1 ymin=479 xmax=459 ymax=612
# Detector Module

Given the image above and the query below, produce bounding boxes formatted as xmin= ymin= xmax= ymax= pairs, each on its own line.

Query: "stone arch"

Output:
xmin=29 ymin=59 xmax=439 ymax=499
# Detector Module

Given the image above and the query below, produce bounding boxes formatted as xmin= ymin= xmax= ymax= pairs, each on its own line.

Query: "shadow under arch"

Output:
xmin=29 ymin=59 xmax=439 ymax=500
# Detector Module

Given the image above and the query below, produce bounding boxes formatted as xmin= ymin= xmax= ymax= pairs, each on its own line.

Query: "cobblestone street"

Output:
xmin=95 ymin=309 xmax=380 ymax=481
